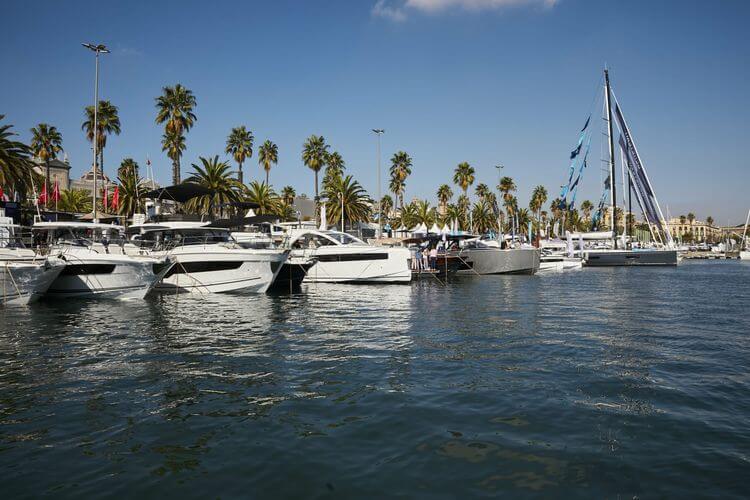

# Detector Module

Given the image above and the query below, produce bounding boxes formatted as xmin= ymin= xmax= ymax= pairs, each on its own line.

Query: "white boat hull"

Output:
xmin=457 ymin=247 xmax=540 ymax=275
xmin=294 ymin=247 xmax=411 ymax=283
xmin=740 ymin=251 xmax=750 ymax=261
xmin=45 ymin=250 xmax=166 ymax=300
xmin=150 ymin=248 xmax=287 ymax=294
xmin=1 ymin=259 xmax=65 ymax=305
xmin=539 ymin=257 xmax=583 ymax=272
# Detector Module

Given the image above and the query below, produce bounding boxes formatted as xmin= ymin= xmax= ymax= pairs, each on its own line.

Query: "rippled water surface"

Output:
xmin=2 ymin=260 xmax=749 ymax=498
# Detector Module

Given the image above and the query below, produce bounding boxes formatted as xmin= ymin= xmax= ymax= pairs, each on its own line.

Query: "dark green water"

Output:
xmin=1 ymin=260 xmax=749 ymax=498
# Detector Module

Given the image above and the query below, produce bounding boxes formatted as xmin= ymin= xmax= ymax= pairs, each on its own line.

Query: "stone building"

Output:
xmin=33 ymin=156 xmax=71 ymax=191
xmin=666 ymin=217 xmax=721 ymax=242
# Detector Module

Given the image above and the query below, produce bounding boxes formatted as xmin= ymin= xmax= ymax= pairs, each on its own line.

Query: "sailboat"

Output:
xmin=579 ymin=69 xmax=678 ymax=266
xmin=740 ymin=209 xmax=750 ymax=260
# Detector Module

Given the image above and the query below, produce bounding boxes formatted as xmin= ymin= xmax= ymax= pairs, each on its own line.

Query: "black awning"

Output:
xmin=208 ymin=215 xmax=280 ymax=228
xmin=144 ymin=183 xmax=213 ymax=203
xmin=217 ymin=201 xmax=260 ymax=210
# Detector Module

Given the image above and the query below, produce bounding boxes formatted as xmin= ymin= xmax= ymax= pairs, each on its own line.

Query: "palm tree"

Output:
xmin=395 ymin=202 xmax=419 ymax=230
xmin=389 ymin=151 xmax=413 ymax=209
xmin=281 ymin=185 xmax=296 ymax=207
xmin=82 ymin=100 xmax=120 ymax=178
xmin=116 ymin=168 xmax=147 ymax=217
xmin=117 ymin=158 xmax=139 ymax=179
xmin=324 ymin=174 xmax=372 ymax=230
xmin=442 ymin=203 xmax=462 ymax=229
xmin=414 ymin=199 xmax=436 ymax=227
xmin=225 ymin=126 xmax=253 ymax=185
xmin=437 ymin=184 xmax=453 ymax=214
xmin=58 ymin=189 xmax=92 ymax=213
xmin=245 ymin=181 xmax=282 ymax=215
xmin=155 ymin=84 xmax=197 ymax=184
xmin=497 ymin=176 xmax=516 ymax=231
xmin=457 ymin=194 xmax=471 ymax=230
xmin=301 ymin=134 xmax=329 ymax=222
xmin=472 ymin=199 xmax=498 ymax=234
xmin=184 ymin=155 xmax=242 ymax=216
xmin=706 ymin=216 xmax=714 ymax=227
xmin=687 ymin=212 xmax=695 ymax=230
xmin=529 ymin=185 xmax=548 ymax=236
xmin=258 ymin=140 xmax=278 ymax=187
xmin=1 ymin=116 xmax=37 ymax=199
xmin=580 ymin=200 xmax=594 ymax=223
xmin=29 ymin=123 xmax=63 ymax=204
xmin=380 ymin=194 xmax=394 ymax=220
xmin=323 ymin=151 xmax=345 ymax=192
xmin=475 ymin=183 xmax=490 ymax=201
xmin=453 ymin=162 xmax=475 ymax=197
xmin=516 ymin=208 xmax=531 ymax=235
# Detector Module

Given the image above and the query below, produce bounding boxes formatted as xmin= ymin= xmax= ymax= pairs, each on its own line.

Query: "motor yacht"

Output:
xmin=125 ymin=222 xmax=288 ymax=294
xmin=1 ymin=219 xmax=65 ymax=304
xmin=455 ymin=238 xmax=540 ymax=275
xmin=286 ymin=230 xmax=411 ymax=283
xmin=33 ymin=222 xmax=170 ymax=300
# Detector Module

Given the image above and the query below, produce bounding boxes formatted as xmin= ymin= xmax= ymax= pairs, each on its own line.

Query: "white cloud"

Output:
xmin=372 ymin=0 xmax=408 ymax=22
xmin=372 ymin=0 xmax=557 ymax=20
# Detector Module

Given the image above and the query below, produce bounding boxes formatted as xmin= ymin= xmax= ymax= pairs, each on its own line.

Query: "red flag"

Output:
xmin=111 ymin=186 xmax=119 ymax=211
xmin=102 ymin=185 xmax=109 ymax=211
xmin=52 ymin=180 xmax=60 ymax=202
xmin=39 ymin=182 xmax=48 ymax=205
xmin=0 ymin=185 xmax=4 ymax=200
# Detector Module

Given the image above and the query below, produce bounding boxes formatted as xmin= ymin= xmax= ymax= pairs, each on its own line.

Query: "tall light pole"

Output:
xmin=372 ymin=129 xmax=385 ymax=238
xmin=495 ymin=164 xmax=503 ymax=236
xmin=82 ymin=43 xmax=109 ymax=222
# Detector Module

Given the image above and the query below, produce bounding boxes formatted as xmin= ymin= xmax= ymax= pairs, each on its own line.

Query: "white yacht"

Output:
xmin=33 ymin=222 xmax=170 ymax=300
xmin=538 ymin=239 xmax=583 ymax=272
xmin=455 ymin=238 xmax=540 ymax=275
xmin=125 ymin=222 xmax=288 ymax=294
xmin=287 ymin=230 xmax=411 ymax=283
xmin=1 ymin=220 xmax=66 ymax=305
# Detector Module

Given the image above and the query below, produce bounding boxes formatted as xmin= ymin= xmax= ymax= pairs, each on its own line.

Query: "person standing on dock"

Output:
xmin=429 ymin=246 xmax=437 ymax=270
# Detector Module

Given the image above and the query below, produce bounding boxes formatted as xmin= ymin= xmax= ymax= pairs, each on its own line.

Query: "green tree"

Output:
xmin=414 ymin=199 xmax=436 ymax=227
xmin=323 ymin=151 xmax=345 ymax=192
xmin=301 ymin=134 xmax=329 ymax=222
xmin=437 ymin=184 xmax=453 ymax=214
xmin=117 ymin=158 xmax=139 ymax=179
xmin=457 ymin=194 xmax=471 ymax=230
xmin=281 ymin=185 xmax=296 ymax=206
xmin=580 ymin=200 xmax=594 ymax=224
xmin=155 ymin=84 xmax=197 ymax=184
xmin=116 ymin=167 xmax=147 ymax=217
xmin=324 ymin=174 xmax=372 ymax=230
xmin=529 ymin=185 xmax=548 ymax=235
xmin=57 ymin=189 xmax=92 ymax=213
xmin=225 ymin=126 xmax=253 ymax=185
xmin=389 ymin=151 xmax=413 ymax=209
xmin=245 ymin=181 xmax=282 ymax=215
xmin=82 ymin=100 xmax=120 ymax=179
xmin=258 ymin=140 xmax=278 ymax=187
xmin=472 ymin=199 xmax=498 ymax=234
xmin=453 ymin=161 xmax=475 ymax=197
xmin=29 ymin=123 xmax=63 ymax=205
xmin=395 ymin=202 xmax=418 ymax=230
xmin=1 ymin=117 xmax=38 ymax=200
xmin=475 ymin=183 xmax=490 ymax=201
xmin=380 ymin=194 xmax=394 ymax=220
xmin=184 ymin=155 xmax=242 ymax=216
xmin=442 ymin=203 xmax=462 ymax=229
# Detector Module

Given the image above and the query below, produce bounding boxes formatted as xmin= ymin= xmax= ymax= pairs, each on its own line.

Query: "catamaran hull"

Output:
xmin=1 ymin=260 xmax=65 ymax=305
xmin=153 ymin=250 xmax=287 ymax=294
xmin=582 ymin=249 xmax=678 ymax=266
xmin=457 ymin=248 xmax=540 ymax=275
xmin=268 ymin=261 xmax=313 ymax=292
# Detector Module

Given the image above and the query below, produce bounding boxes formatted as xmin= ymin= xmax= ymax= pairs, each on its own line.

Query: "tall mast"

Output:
xmin=604 ymin=68 xmax=618 ymax=249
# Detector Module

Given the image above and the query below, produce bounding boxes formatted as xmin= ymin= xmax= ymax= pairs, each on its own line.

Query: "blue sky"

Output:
xmin=3 ymin=0 xmax=748 ymax=223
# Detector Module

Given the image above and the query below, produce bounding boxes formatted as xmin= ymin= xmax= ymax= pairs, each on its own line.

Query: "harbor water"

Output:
xmin=1 ymin=260 xmax=749 ymax=498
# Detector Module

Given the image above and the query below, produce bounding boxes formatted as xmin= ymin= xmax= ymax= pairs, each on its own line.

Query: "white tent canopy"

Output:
xmin=413 ymin=223 xmax=428 ymax=234
xmin=429 ymin=223 xmax=441 ymax=234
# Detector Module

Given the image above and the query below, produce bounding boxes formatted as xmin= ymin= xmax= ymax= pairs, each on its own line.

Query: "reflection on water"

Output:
xmin=1 ymin=261 xmax=749 ymax=498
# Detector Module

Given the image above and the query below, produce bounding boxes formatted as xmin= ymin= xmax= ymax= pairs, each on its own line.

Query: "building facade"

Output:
xmin=665 ymin=217 xmax=721 ymax=242
xmin=33 ymin=157 xmax=71 ymax=191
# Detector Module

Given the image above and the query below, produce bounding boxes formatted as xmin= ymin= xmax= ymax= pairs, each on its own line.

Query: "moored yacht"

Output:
xmin=287 ymin=229 xmax=411 ymax=283
xmin=125 ymin=222 xmax=288 ymax=294
xmin=455 ymin=238 xmax=540 ymax=275
xmin=33 ymin=222 xmax=170 ymax=300
xmin=1 ymin=219 xmax=66 ymax=304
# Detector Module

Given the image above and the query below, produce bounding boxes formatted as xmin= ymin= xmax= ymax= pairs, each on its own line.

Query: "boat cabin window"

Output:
xmin=326 ymin=232 xmax=364 ymax=245
xmin=291 ymin=233 xmax=337 ymax=249
xmin=138 ymin=228 xmax=233 ymax=249
xmin=0 ymin=226 xmax=30 ymax=249
xmin=37 ymin=226 xmax=123 ymax=247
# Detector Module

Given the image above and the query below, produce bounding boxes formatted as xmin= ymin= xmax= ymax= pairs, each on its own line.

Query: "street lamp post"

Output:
xmin=82 ymin=43 xmax=109 ymax=222
xmin=372 ymin=129 xmax=385 ymax=239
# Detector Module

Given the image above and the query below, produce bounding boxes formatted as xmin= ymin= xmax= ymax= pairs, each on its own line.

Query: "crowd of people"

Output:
xmin=409 ymin=242 xmax=440 ymax=271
